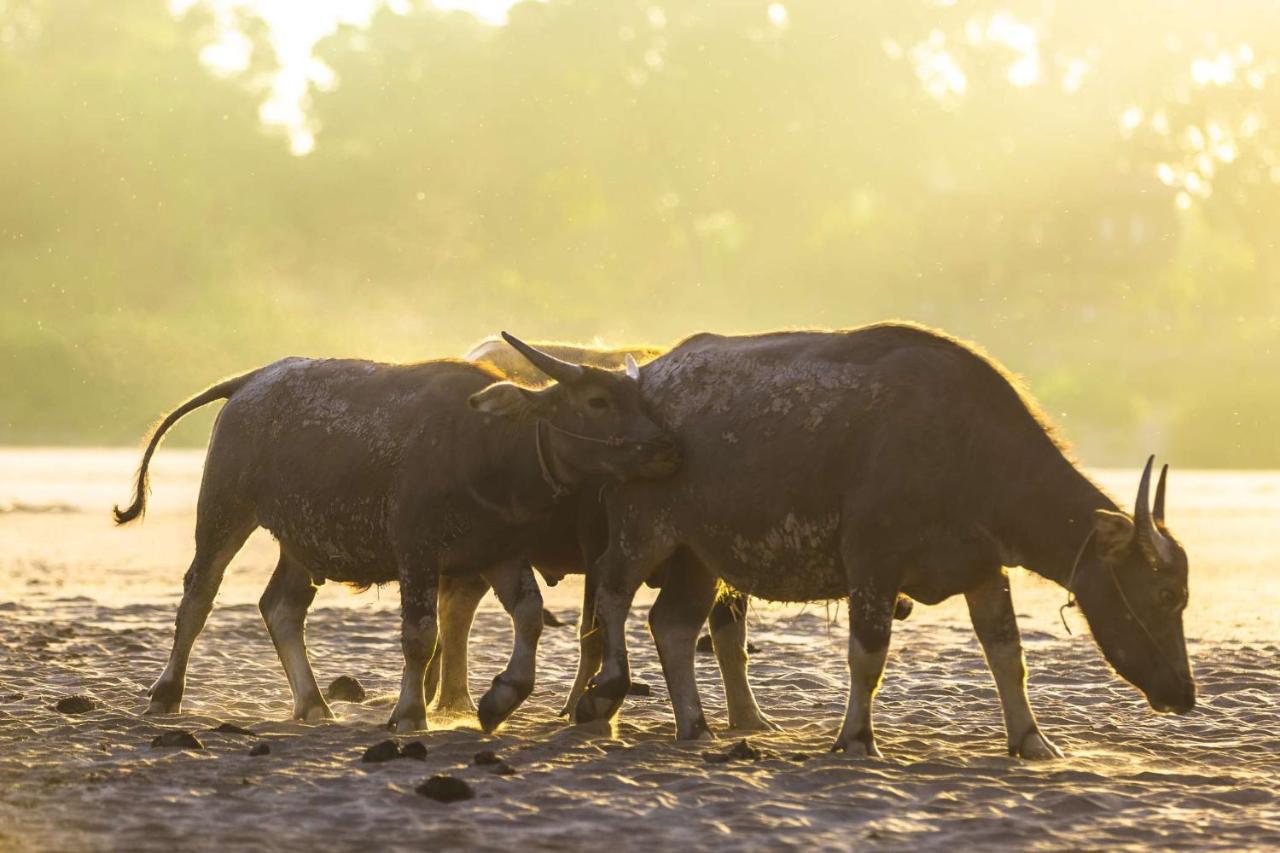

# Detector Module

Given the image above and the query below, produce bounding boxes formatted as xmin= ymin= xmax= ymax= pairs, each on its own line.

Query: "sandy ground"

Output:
xmin=1 ymin=449 xmax=1278 ymax=851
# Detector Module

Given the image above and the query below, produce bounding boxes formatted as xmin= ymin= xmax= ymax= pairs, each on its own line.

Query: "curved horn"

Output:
xmin=1153 ymin=463 xmax=1168 ymax=524
xmin=500 ymin=332 xmax=584 ymax=385
xmin=1134 ymin=456 xmax=1173 ymax=564
xmin=624 ymin=353 xmax=640 ymax=381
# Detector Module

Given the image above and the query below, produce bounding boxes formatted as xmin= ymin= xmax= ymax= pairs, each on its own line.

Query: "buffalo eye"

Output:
xmin=587 ymin=397 xmax=609 ymax=411
xmin=1158 ymin=588 xmax=1180 ymax=609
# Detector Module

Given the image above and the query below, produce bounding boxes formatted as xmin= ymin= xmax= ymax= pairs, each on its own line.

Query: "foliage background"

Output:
xmin=2 ymin=0 xmax=1277 ymax=465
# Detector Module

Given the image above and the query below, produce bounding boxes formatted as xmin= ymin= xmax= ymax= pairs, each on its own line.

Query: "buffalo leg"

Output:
xmin=148 ymin=507 xmax=255 ymax=715
xmin=965 ymin=571 xmax=1063 ymax=759
xmin=477 ymin=560 xmax=544 ymax=732
xmin=833 ymin=582 xmax=896 ymax=756
xmin=707 ymin=591 xmax=777 ymax=731
xmin=560 ymin=569 xmax=603 ymax=717
xmin=648 ymin=560 xmax=718 ymax=740
xmin=427 ymin=572 xmax=490 ymax=715
xmin=388 ymin=565 xmax=439 ymax=733
xmin=259 ymin=551 xmax=331 ymax=721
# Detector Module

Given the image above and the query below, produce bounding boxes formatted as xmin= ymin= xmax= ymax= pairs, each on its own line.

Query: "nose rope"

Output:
xmin=540 ymin=418 xmax=628 ymax=447
xmin=1060 ymin=527 xmax=1192 ymax=690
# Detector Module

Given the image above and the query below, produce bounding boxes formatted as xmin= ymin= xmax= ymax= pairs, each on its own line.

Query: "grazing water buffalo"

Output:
xmin=575 ymin=323 xmax=1195 ymax=758
xmin=114 ymin=334 xmax=678 ymax=732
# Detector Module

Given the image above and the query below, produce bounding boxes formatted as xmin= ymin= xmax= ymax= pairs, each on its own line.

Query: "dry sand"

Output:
xmin=1 ymin=449 xmax=1278 ymax=851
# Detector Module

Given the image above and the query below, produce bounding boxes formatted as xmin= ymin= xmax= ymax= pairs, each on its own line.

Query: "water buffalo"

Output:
xmin=114 ymin=333 xmax=679 ymax=732
xmin=574 ymin=323 xmax=1195 ymax=758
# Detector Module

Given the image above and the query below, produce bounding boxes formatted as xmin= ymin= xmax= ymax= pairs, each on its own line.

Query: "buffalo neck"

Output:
xmin=472 ymin=416 xmax=569 ymax=521
xmin=998 ymin=454 xmax=1118 ymax=588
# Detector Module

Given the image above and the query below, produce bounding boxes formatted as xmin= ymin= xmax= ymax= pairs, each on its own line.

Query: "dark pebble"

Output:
xmin=747 ymin=642 xmax=760 ymax=654
xmin=249 ymin=742 xmax=271 ymax=757
xmin=327 ymin=676 xmax=367 ymax=703
xmin=151 ymin=730 xmax=204 ymax=749
xmin=362 ymin=740 xmax=403 ymax=763
xmin=55 ymin=695 xmax=96 ymax=715
xmin=541 ymin=608 xmax=570 ymax=628
xmin=417 ymin=775 xmax=475 ymax=803
xmin=473 ymin=750 xmax=501 ymax=766
xmin=401 ymin=741 xmax=428 ymax=761
xmin=788 ymin=752 xmax=811 ymax=762
xmin=695 ymin=634 xmax=714 ymax=653
xmin=728 ymin=740 xmax=762 ymax=761
xmin=627 ymin=682 xmax=651 ymax=697
xmin=210 ymin=722 xmax=256 ymax=736
xmin=492 ymin=762 xmax=517 ymax=776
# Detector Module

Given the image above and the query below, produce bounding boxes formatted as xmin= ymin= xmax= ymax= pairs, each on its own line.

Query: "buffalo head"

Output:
xmin=1075 ymin=457 xmax=1195 ymax=714
xmin=468 ymin=332 xmax=679 ymax=486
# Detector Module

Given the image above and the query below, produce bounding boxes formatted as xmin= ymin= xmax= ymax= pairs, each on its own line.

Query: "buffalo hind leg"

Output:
xmin=427 ymin=572 xmax=490 ymax=715
xmin=388 ymin=565 xmax=439 ymax=733
xmin=833 ymin=582 xmax=896 ymax=757
xmin=477 ymin=560 xmax=544 ymax=733
xmin=649 ymin=558 xmax=717 ymax=740
xmin=708 ymin=589 xmax=777 ymax=732
xmin=259 ymin=552 xmax=332 ymax=722
xmin=148 ymin=509 xmax=255 ymax=714
xmin=965 ymin=571 xmax=1062 ymax=759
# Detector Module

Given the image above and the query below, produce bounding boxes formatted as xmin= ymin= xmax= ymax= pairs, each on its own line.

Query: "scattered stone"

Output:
xmin=210 ymin=722 xmax=256 ymax=736
xmin=788 ymin=752 xmax=811 ymax=762
xmin=249 ymin=742 xmax=271 ymax=757
xmin=626 ymin=682 xmax=651 ymax=697
xmin=151 ymin=730 xmax=204 ymax=749
xmin=695 ymin=634 xmax=714 ymax=653
xmin=704 ymin=739 xmax=761 ymax=764
xmin=54 ymin=694 xmax=96 ymax=715
xmin=416 ymin=775 xmax=475 ymax=803
xmin=400 ymin=741 xmax=428 ymax=761
xmin=327 ymin=676 xmax=367 ymax=703
xmin=747 ymin=642 xmax=760 ymax=654
xmin=541 ymin=608 xmax=570 ymax=628
xmin=473 ymin=749 xmax=501 ymax=766
xmin=491 ymin=762 xmax=517 ymax=776
xmin=362 ymin=740 xmax=403 ymax=763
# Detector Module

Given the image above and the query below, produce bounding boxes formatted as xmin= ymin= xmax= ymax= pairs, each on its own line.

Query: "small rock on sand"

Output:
xmin=627 ymin=682 xmax=651 ymax=697
xmin=704 ymin=740 xmax=761 ymax=763
xmin=249 ymin=743 xmax=271 ymax=756
xmin=492 ymin=762 xmax=517 ymax=776
xmin=362 ymin=740 xmax=403 ymax=763
xmin=473 ymin=750 xmax=501 ymax=766
xmin=541 ymin=608 xmax=570 ymax=627
xmin=54 ymin=694 xmax=97 ymax=715
xmin=151 ymin=730 xmax=204 ymax=749
xmin=326 ymin=676 xmax=367 ymax=703
xmin=400 ymin=741 xmax=428 ymax=761
xmin=209 ymin=722 xmax=256 ymax=736
xmin=417 ymin=775 xmax=475 ymax=803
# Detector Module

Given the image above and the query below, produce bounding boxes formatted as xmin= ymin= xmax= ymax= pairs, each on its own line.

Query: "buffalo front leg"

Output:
xmin=965 ymin=571 xmax=1063 ymax=760
xmin=648 ymin=559 xmax=717 ymax=740
xmin=476 ymin=560 xmax=544 ymax=733
xmin=707 ymin=590 xmax=777 ymax=732
xmin=427 ymin=572 xmax=490 ymax=715
xmin=833 ymin=583 xmax=896 ymax=756
xmin=259 ymin=552 xmax=332 ymax=721
xmin=559 ymin=569 xmax=603 ymax=717
xmin=573 ymin=543 xmax=655 ymax=726
xmin=388 ymin=566 xmax=439 ymax=733
xmin=148 ymin=512 xmax=255 ymax=714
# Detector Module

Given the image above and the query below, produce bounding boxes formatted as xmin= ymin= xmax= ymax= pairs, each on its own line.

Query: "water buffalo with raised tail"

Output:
xmin=114 ymin=333 xmax=679 ymax=733
xmin=574 ymin=323 xmax=1195 ymax=758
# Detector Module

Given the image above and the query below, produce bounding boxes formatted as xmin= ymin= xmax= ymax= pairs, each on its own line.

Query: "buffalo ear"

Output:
xmin=1093 ymin=509 xmax=1135 ymax=559
xmin=469 ymin=382 xmax=541 ymax=419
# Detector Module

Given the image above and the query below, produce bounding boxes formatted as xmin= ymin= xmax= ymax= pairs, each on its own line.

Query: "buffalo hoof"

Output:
xmin=388 ymin=702 xmax=428 ymax=733
xmin=146 ymin=697 xmax=181 ymax=715
xmin=297 ymin=703 xmax=334 ymax=723
xmin=146 ymin=679 xmax=183 ymax=715
xmin=477 ymin=676 xmax=532 ymax=734
xmin=431 ymin=695 xmax=478 ymax=716
xmin=1012 ymin=728 xmax=1063 ymax=760
xmin=676 ymin=716 xmax=716 ymax=742
xmin=727 ymin=713 xmax=782 ymax=733
xmin=832 ymin=738 xmax=883 ymax=759
xmin=573 ymin=677 xmax=628 ymax=725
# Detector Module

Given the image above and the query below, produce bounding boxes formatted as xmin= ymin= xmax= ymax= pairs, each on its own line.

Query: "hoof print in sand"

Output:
xmin=326 ymin=676 xmax=367 ymax=703
xmin=248 ymin=742 xmax=271 ymax=756
xmin=417 ymin=775 xmax=475 ymax=803
xmin=541 ymin=608 xmax=571 ymax=628
xmin=151 ymin=730 xmax=204 ymax=749
xmin=704 ymin=740 xmax=762 ymax=764
xmin=54 ymin=694 xmax=97 ymax=715
xmin=626 ymin=682 xmax=652 ymax=697
xmin=209 ymin=722 xmax=256 ymax=736
xmin=473 ymin=749 xmax=501 ymax=766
